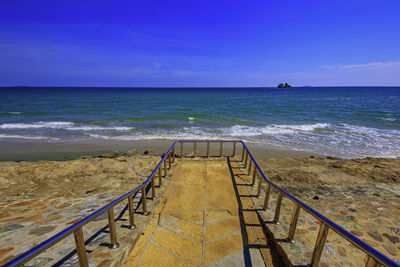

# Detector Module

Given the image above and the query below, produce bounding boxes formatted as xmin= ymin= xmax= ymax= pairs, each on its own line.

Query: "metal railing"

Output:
xmin=240 ymin=141 xmax=399 ymax=267
xmin=4 ymin=142 xmax=179 ymax=267
xmin=3 ymin=140 xmax=399 ymax=267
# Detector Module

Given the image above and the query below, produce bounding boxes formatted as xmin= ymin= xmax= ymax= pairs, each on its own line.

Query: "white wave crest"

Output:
xmin=0 ymin=121 xmax=132 ymax=131
xmin=69 ymin=126 xmax=132 ymax=131
xmin=0 ymin=134 xmax=60 ymax=140
xmin=0 ymin=121 xmax=74 ymax=129
xmin=223 ymin=123 xmax=329 ymax=136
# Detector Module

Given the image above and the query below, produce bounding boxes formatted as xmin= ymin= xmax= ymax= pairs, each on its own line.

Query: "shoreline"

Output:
xmin=0 ymin=138 xmax=319 ymax=162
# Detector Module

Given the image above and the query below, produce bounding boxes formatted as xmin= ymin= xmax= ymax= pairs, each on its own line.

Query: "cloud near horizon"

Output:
xmin=320 ymin=61 xmax=400 ymax=70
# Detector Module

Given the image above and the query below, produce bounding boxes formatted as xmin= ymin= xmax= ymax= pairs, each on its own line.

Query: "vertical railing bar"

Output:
xmin=107 ymin=208 xmax=119 ymax=248
xmin=263 ymin=183 xmax=271 ymax=210
xmin=232 ymin=141 xmax=236 ymax=157
xmin=248 ymin=160 xmax=252 ymax=175
xmin=74 ymin=227 xmax=88 ymax=267
xmin=311 ymin=222 xmax=329 ymax=267
xmin=168 ymin=152 xmax=172 ymax=169
xmin=194 ymin=142 xmax=197 ymax=158
xmin=164 ymin=158 xmax=167 ymax=177
xmin=241 ymin=144 xmax=245 ymax=161
xmin=180 ymin=142 xmax=183 ymax=157
xmin=206 ymin=141 xmax=210 ymax=158
xmin=244 ymin=150 xmax=248 ymax=169
xmin=256 ymin=173 xmax=262 ymax=198
xmin=365 ymin=255 xmax=380 ymax=267
xmin=274 ymin=192 xmax=283 ymax=224
xmin=172 ymin=147 xmax=175 ymax=163
xmin=251 ymin=166 xmax=257 ymax=186
xmin=158 ymin=168 xmax=162 ymax=187
xmin=288 ymin=204 xmax=301 ymax=242
xmin=151 ymin=176 xmax=156 ymax=200
xmin=128 ymin=195 xmax=136 ymax=229
xmin=142 ymin=187 xmax=150 ymax=216
xmin=219 ymin=141 xmax=223 ymax=157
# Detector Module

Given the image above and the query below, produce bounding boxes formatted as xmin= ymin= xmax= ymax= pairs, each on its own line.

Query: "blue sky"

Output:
xmin=0 ymin=0 xmax=399 ymax=87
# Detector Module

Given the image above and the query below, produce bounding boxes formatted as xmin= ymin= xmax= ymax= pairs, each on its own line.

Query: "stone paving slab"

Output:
xmin=124 ymin=158 xmax=281 ymax=267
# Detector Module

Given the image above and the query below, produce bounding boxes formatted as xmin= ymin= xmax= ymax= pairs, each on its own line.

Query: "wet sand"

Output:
xmin=0 ymin=138 xmax=317 ymax=162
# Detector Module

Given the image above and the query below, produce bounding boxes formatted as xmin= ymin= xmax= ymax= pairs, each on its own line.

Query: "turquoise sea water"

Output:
xmin=0 ymin=87 xmax=399 ymax=158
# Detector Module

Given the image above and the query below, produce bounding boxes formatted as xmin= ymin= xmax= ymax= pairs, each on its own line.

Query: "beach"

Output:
xmin=0 ymin=142 xmax=399 ymax=265
xmin=0 ymin=138 xmax=317 ymax=162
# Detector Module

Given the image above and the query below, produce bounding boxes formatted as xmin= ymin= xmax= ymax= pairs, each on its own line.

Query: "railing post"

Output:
xmin=164 ymin=158 xmax=167 ymax=177
xmin=274 ymin=192 xmax=283 ymax=224
xmin=128 ymin=195 xmax=136 ymax=229
xmin=194 ymin=142 xmax=197 ymax=158
xmin=168 ymin=152 xmax=172 ymax=169
xmin=232 ymin=141 xmax=236 ymax=157
xmin=311 ymin=222 xmax=329 ymax=267
xmin=158 ymin=168 xmax=162 ymax=187
xmin=172 ymin=147 xmax=175 ymax=163
xmin=365 ymin=255 xmax=380 ymax=267
xmin=74 ymin=227 xmax=88 ymax=267
xmin=247 ymin=160 xmax=252 ymax=175
xmin=251 ymin=167 xmax=257 ymax=185
xmin=263 ymin=183 xmax=271 ymax=210
xmin=206 ymin=141 xmax=210 ymax=158
xmin=288 ymin=205 xmax=301 ymax=242
xmin=108 ymin=208 xmax=119 ymax=248
xmin=244 ymin=150 xmax=248 ymax=169
xmin=180 ymin=142 xmax=183 ymax=157
xmin=142 ymin=187 xmax=150 ymax=215
xmin=219 ymin=141 xmax=223 ymax=157
xmin=241 ymin=145 xmax=245 ymax=161
xmin=151 ymin=176 xmax=156 ymax=199
xmin=256 ymin=174 xmax=262 ymax=198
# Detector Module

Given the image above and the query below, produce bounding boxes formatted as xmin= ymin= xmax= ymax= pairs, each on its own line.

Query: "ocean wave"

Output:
xmin=1 ymin=121 xmax=399 ymax=158
xmin=0 ymin=121 xmax=132 ymax=131
xmin=70 ymin=126 xmax=132 ymax=131
xmin=222 ymin=123 xmax=329 ymax=136
xmin=377 ymin=117 xmax=396 ymax=122
xmin=88 ymin=133 xmax=221 ymax=141
xmin=0 ymin=134 xmax=59 ymax=140
xmin=0 ymin=121 xmax=74 ymax=129
xmin=0 ymin=111 xmax=22 ymax=115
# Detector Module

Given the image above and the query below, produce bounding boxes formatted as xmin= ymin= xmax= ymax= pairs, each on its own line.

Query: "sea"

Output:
xmin=0 ymin=87 xmax=399 ymax=159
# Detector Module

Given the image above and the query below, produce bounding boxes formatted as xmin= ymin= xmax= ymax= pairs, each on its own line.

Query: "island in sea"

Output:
xmin=277 ymin=83 xmax=292 ymax=88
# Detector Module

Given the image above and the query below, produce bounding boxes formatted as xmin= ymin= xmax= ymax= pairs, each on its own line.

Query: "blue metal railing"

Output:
xmin=2 ymin=140 xmax=398 ymax=267
xmin=240 ymin=141 xmax=399 ymax=267
xmin=3 ymin=142 xmax=178 ymax=267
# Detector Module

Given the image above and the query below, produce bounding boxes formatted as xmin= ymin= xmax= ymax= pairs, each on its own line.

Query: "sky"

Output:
xmin=0 ymin=0 xmax=399 ymax=87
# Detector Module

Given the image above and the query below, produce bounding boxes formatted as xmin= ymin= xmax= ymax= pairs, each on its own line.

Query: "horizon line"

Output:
xmin=1 ymin=85 xmax=400 ymax=89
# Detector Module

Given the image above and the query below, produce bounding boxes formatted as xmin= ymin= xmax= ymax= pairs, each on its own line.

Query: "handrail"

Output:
xmin=4 ymin=141 xmax=177 ymax=267
xmin=240 ymin=141 xmax=399 ymax=267
xmin=3 ymin=140 xmax=398 ymax=267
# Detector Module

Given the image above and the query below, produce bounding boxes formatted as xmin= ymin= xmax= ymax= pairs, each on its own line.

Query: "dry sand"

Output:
xmin=255 ymin=156 xmax=400 ymax=265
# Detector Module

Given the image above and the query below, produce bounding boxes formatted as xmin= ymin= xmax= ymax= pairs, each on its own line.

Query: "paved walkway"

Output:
xmin=124 ymin=158 xmax=280 ymax=267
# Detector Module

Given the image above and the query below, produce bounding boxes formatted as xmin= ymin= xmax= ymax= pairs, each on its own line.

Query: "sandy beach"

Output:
xmin=0 ymin=138 xmax=317 ymax=162
xmin=0 ymin=140 xmax=399 ymax=265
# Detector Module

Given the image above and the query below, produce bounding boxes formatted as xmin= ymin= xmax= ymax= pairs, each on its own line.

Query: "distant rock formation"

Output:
xmin=277 ymin=83 xmax=292 ymax=88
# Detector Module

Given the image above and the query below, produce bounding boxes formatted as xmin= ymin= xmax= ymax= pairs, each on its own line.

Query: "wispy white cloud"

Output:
xmin=320 ymin=61 xmax=400 ymax=69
